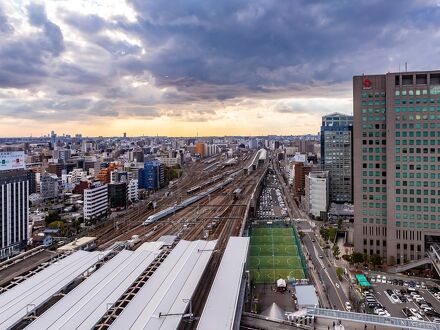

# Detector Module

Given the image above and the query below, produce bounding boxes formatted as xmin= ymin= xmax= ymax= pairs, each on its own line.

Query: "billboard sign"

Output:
xmin=0 ymin=151 xmax=25 ymax=171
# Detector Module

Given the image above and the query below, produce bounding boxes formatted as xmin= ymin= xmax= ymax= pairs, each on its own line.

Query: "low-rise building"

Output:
xmin=128 ymin=179 xmax=138 ymax=202
xmin=40 ymin=173 xmax=59 ymax=200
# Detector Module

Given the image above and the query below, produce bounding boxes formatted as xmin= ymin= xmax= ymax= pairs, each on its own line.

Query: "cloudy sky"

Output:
xmin=0 ymin=0 xmax=439 ymax=137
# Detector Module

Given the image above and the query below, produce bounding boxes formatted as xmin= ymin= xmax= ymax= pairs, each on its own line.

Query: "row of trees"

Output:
xmin=320 ymin=227 xmax=337 ymax=243
xmin=342 ymin=252 xmax=382 ymax=269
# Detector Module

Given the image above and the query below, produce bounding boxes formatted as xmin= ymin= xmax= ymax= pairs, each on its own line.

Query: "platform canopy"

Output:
xmin=25 ymin=242 xmax=162 ymax=330
xmin=197 ymin=237 xmax=250 ymax=330
xmin=0 ymin=250 xmax=105 ymax=329
xmin=110 ymin=239 xmax=217 ymax=330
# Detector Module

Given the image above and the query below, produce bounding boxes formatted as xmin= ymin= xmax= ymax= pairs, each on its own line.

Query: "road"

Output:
xmin=272 ymin=154 xmax=349 ymax=311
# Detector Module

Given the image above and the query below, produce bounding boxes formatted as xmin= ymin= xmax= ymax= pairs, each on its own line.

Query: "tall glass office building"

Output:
xmin=354 ymin=70 xmax=440 ymax=265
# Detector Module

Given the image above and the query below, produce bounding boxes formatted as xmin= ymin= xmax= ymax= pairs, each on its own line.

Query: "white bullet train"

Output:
xmin=143 ymin=177 xmax=234 ymax=226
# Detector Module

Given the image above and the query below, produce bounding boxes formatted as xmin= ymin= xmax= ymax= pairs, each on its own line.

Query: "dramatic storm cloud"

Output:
xmin=0 ymin=0 xmax=439 ymax=136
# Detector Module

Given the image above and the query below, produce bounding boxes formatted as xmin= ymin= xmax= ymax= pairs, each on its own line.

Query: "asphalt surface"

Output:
xmin=370 ymin=282 xmax=440 ymax=321
xmin=272 ymin=156 xmax=349 ymax=311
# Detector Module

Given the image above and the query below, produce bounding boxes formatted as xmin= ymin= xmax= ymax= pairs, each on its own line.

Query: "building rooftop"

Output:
xmin=296 ymin=285 xmax=319 ymax=308
xmin=57 ymin=236 xmax=96 ymax=251
xmin=0 ymin=250 xmax=105 ymax=329
xmin=197 ymin=237 xmax=250 ymax=330
xmin=26 ymin=243 xmax=162 ymax=330
xmin=109 ymin=239 xmax=217 ymax=330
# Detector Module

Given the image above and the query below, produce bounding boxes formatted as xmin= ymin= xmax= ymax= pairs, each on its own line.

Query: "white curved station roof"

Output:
xmin=0 ymin=250 xmax=105 ymax=329
xmin=197 ymin=237 xmax=250 ymax=330
xmin=25 ymin=242 xmax=163 ymax=330
xmin=110 ymin=239 xmax=217 ymax=330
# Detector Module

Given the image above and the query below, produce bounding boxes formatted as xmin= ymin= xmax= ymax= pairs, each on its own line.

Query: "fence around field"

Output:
xmin=292 ymin=224 xmax=309 ymax=279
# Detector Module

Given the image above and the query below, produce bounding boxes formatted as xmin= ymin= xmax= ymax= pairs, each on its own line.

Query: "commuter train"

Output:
xmin=144 ymin=177 xmax=234 ymax=225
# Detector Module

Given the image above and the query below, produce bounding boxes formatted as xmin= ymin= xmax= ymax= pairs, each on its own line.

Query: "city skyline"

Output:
xmin=1 ymin=0 xmax=439 ymax=136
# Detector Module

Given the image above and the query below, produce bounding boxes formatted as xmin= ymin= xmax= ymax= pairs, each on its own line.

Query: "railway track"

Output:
xmin=91 ymin=158 xmax=247 ymax=247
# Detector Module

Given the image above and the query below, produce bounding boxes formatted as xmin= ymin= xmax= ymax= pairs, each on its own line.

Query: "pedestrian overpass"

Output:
xmin=388 ymin=243 xmax=440 ymax=274
xmin=305 ymin=308 xmax=440 ymax=330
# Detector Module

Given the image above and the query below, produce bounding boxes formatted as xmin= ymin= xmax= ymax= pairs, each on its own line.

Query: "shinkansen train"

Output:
xmin=144 ymin=177 xmax=234 ymax=225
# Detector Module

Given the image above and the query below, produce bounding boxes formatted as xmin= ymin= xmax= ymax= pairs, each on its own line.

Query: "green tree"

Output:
xmin=320 ymin=228 xmax=329 ymax=241
xmin=388 ymin=256 xmax=396 ymax=266
xmin=342 ymin=254 xmax=351 ymax=262
xmin=298 ymin=231 xmax=305 ymax=239
xmin=45 ymin=212 xmax=61 ymax=226
xmin=328 ymin=228 xmax=337 ymax=242
xmin=351 ymin=252 xmax=365 ymax=266
xmin=369 ymin=254 xmax=382 ymax=270
xmin=337 ymin=217 xmax=343 ymax=229
xmin=333 ymin=245 xmax=341 ymax=259
xmin=336 ymin=267 xmax=344 ymax=281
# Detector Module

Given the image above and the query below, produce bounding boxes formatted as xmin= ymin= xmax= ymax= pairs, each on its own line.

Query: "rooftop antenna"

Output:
xmin=405 ymin=62 xmax=408 ymax=72
xmin=399 ymin=63 xmax=401 ymax=72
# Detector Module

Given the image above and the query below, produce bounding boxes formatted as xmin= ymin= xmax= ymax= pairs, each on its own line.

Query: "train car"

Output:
xmin=233 ymin=188 xmax=242 ymax=200
xmin=143 ymin=177 xmax=234 ymax=226
xmin=187 ymin=186 xmax=201 ymax=194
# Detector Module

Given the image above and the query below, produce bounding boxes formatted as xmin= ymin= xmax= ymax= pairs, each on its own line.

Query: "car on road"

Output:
xmin=382 ymin=276 xmax=387 ymax=283
xmin=311 ymin=238 xmax=315 ymax=242
xmin=319 ymin=254 xmax=323 ymax=258
xmin=345 ymin=302 xmax=352 ymax=311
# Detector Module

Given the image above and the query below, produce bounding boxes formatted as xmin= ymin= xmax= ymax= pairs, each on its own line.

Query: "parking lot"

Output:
xmin=364 ymin=275 xmax=440 ymax=323
xmin=256 ymin=174 xmax=288 ymax=220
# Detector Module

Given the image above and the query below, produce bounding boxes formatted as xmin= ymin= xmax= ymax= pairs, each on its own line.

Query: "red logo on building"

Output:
xmin=363 ymin=78 xmax=372 ymax=89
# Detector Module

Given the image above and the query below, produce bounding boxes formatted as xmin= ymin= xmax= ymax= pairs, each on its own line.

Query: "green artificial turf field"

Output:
xmin=249 ymin=226 xmax=307 ymax=283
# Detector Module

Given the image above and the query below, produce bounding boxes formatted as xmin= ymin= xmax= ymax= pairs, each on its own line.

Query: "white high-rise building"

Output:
xmin=83 ymin=182 xmax=108 ymax=220
xmin=304 ymin=171 xmax=329 ymax=219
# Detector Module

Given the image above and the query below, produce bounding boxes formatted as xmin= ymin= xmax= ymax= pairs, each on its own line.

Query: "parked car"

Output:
xmin=410 ymin=308 xmax=423 ymax=320
xmin=402 ymin=308 xmax=411 ymax=317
